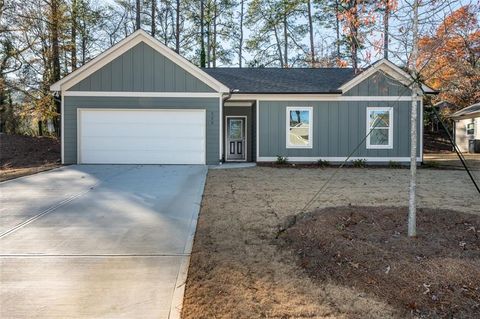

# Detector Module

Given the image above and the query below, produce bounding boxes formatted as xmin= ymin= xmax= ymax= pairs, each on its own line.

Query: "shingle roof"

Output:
xmin=202 ymin=68 xmax=357 ymax=93
xmin=450 ymin=102 xmax=480 ymax=118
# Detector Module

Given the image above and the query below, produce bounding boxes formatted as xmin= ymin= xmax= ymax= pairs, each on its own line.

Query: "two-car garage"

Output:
xmin=78 ymin=109 xmax=207 ymax=164
xmin=52 ymin=30 xmax=230 ymax=165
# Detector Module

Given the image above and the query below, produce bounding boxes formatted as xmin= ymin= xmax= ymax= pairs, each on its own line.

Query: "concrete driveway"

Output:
xmin=0 ymin=165 xmax=207 ymax=319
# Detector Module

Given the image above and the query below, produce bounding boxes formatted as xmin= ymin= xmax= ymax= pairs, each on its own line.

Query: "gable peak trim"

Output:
xmin=50 ymin=29 xmax=229 ymax=93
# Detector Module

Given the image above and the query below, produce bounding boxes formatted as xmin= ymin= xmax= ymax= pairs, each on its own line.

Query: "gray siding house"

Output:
xmin=51 ymin=30 xmax=435 ymax=165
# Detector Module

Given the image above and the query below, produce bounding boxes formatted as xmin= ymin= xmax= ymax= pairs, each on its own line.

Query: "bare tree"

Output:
xmin=151 ymin=0 xmax=156 ymax=36
xmin=71 ymin=0 xmax=78 ymax=70
xmin=408 ymin=0 xmax=420 ymax=237
xmin=136 ymin=0 xmax=140 ymax=30
xmin=238 ymin=0 xmax=244 ymax=67
xmin=200 ymin=0 xmax=206 ymax=67
xmin=383 ymin=0 xmax=390 ymax=59
xmin=307 ymin=0 xmax=315 ymax=66
xmin=175 ymin=0 xmax=180 ymax=53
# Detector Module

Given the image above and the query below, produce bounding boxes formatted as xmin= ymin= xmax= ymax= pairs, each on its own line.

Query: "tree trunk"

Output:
xmin=136 ymin=0 xmax=141 ymax=30
xmin=200 ymin=0 xmax=206 ymax=67
xmin=351 ymin=3 xmax=359 ymax=72
xmin=81 ymin=21 xmax=86 ymax=65
xmin=51 ymin=0 xmax=61 ymax=136
xmin=273 ymin=26 xmax=283 ymax=67
xmin=206 ymin=3 xmax=210 ymax=67
xmin=238 ymin=0 xmax=244 ymax=67
xmin=307 ymin=0 xmax=315 ymax=67
xmin=71 ymin=0 xmax=78 ymax=70
xmin=212 ymin=1 xmax=217 ymax=67
xmin=38 ymin=120 xmax=43 ymax=136
xmin=408 ymin=0 xmax=420 ymax=238
xmin=335 ymin=0 xmax=341 ymax=60
xmin=175 ymin=0 xmax=180 ymax=53
xmin=383 ymin=0 xmax=389 ymax=60
xmin=283 ymin=6 xmax=288 ymax=68
xmin=151 ymin=0 xmax=156 ymax=36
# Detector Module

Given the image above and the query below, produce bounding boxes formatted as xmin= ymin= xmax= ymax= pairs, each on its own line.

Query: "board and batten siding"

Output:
xmin=63 ymin=96 xmax=220 ymax=164
xmin=258 ymin=100 xmax=421 ymax=160
xmin=344 ymin=71 xmax=412 ymax=96
xmin=68 ymin=42 xmax=215 ymax=93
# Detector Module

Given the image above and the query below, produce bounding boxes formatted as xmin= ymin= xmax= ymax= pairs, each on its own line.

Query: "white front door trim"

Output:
xmin=225 ymin=115 xmax=247 ymax=162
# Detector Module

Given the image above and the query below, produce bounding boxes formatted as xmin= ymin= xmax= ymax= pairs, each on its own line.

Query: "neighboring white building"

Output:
xmin=451 ymin=102 xmax=480 ymax=153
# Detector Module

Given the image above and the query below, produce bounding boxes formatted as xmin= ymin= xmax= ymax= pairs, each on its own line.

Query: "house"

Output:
xmin=50 ymin=30 xmax=436 ymax=165
xmin=450 ymin=103 xmax=480 ymax=153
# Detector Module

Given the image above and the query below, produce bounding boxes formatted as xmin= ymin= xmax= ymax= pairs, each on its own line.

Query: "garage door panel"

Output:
xmin=81 ymin=124 xmax=205 ymax=139
xmin=79 ymin=109 xmax=206 ymax=164
xmin=82 ymin=150 xmax=205 ymax=165
xmin=81 ymin=136 xmax=205 ymax=150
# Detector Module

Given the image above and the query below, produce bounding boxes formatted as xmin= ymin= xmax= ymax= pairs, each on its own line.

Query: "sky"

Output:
xmin=80 ymin=0 xmax=479 ymax=68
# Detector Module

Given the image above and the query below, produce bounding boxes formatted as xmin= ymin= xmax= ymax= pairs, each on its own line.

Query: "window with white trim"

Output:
xmin=286 ymin=106 xmax=313 ymax=148
xmin=366 ymin=107 xmax=393 ymax=149
xmin=466 ymin=122 xmax=475 ymax=135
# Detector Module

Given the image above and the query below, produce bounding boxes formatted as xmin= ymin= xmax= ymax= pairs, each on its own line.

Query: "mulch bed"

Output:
xmin=281 ymin=206 xmax=480 ymax=318
xmin=0 ymin=134 xmax=60 ymax=168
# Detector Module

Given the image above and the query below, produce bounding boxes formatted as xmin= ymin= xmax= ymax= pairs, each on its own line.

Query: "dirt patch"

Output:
xmin=281 ymin=206 xmax=480 ymax=318
xmin=424 ymin=131 xmax=453 ymax=154
xmin=0 ymin=134 xmax=60 ymax=181
xmin=182 ymin=167 xmax=480 ymax=319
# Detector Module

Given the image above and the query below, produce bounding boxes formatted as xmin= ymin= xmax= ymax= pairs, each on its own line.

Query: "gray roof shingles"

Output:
xmin=203 ymin=68 xmax=357 ymax=93
xmin=451 ymin=102 xmax=480 ymax=118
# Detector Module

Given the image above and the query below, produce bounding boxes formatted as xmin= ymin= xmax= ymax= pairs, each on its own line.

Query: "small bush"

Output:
xmin=423 ymin=161 xmax=440 ymax=168
xmin=388 ymin=161 xmax=402 ymax=168
xmin=317 ymin=159 xmax=330 ymax=167
xmin=352 ymin=159 xmax=367 ymax=168
xmin=276 ymin=155 xmax=288 ymax=165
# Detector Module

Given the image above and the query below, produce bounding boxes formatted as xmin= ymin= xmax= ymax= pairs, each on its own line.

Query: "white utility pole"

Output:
xmin=408 ymin=0 xmax=420 ymax=237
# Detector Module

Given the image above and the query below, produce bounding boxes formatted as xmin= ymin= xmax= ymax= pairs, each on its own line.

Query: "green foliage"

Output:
xmin=276 ymin=155 xmax=288 ymax=165
xmin=352 ymin=159 xmax=367 ymax=168
xmin=388 ymin=161 xmax=402 ymax=168
xmin=317 ymin=159 xmax=330 ymax=167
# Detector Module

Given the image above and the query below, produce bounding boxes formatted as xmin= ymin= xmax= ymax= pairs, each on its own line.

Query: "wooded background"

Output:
xmin=0 ymin=0 xmax=478 ymax=137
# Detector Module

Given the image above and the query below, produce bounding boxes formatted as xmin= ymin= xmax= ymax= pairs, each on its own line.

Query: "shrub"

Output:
xmin=276 ymin=155 xmax=288 ymax=165
xmin=317 ymin=159 xmax=330 ymax=167
xmin=423 ymin=161 xmax=440 ymax=168
xmin=352 ymin=159 xmax=367 ymax=168
xmin=388 ymin=161 xmax=402 ymax=168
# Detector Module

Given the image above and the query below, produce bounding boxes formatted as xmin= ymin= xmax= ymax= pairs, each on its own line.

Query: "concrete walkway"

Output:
xmin=0 ymin=165 xmax=207 ymax=319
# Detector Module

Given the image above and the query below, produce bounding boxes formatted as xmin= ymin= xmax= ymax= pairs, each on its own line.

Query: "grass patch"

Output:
xmin=281 ymin=206 xmax=480 ymax=318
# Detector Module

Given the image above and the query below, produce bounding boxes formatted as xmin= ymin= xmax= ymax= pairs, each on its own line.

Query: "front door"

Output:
xmin=226 ymin=117 xmax=246 ymax=161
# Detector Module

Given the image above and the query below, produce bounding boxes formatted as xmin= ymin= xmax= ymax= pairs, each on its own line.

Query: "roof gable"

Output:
xmin=51 ymin=30 xmax=229 ymax=93
xmin=342 ymin=70 xmax=412 ymax=96
xmin=339 ymin=59 xmax=436 ymax=95
xmin=69 ymin=42 xmax=215 ymax=92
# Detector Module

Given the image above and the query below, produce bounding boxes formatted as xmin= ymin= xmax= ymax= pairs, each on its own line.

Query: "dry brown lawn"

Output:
xmin=0 ymin=134 xmax=60 ymax=182
xmin=182 ymin=166 xmax=480 ymax=319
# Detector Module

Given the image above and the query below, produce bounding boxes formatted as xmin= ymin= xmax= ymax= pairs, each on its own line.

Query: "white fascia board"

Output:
xmin=257 ymin=156 xmax=422 ymax=162
xmin=229 ymin=93 xmax=414 ymax=101
xmin=63 ymin=91 xmax=222 ymax=98
xmin=51 ymin=30 xmax=229 ymax=93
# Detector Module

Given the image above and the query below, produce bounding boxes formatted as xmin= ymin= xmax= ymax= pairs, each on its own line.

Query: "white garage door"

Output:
xmin=78 ymin=109 xmax=206 ymax=164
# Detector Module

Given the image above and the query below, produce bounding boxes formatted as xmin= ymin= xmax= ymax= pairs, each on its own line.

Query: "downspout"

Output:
xmin=220 ymin=92 xmax=232 ymax=165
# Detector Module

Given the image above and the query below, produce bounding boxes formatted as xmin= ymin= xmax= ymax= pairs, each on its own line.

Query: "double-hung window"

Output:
xmin=366 ymin=107 xmax=393 ymax=149
xmin=286 ymin=106 xmax=313 ymax=148
xmin=466 ymin=122 xmax=475 ymax=135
